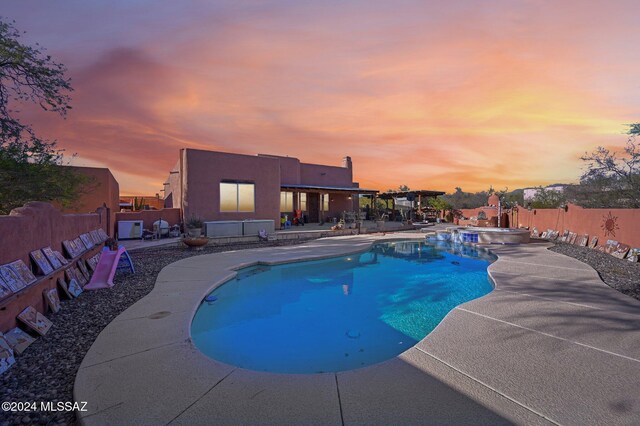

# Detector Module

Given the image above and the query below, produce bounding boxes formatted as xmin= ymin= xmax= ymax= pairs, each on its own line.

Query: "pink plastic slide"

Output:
xmin=84 ymin=247 xmax=126 ymax=290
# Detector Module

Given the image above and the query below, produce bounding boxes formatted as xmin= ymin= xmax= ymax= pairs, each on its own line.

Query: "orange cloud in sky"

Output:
xmin=6 ymin=0 xmax=639 ymax=195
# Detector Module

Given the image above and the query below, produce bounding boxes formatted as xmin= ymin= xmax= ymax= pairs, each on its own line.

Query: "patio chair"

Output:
xmin=293 ymin=209 xmax=305 ymax=226
xmin=141 ymin=229 xmax=156 ymax=240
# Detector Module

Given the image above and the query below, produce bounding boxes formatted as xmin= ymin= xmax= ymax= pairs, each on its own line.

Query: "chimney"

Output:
xmin=342 ymin=156 xmax=352 ymax=170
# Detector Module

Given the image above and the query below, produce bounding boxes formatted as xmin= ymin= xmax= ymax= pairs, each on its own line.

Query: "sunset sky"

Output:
xmin=4 ymin=0 xmax=639 ymax=195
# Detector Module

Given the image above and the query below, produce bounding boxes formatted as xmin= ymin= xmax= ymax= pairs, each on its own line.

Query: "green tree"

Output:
xmin=0 ymin=18 xmax=88 ymax=214
xmin=529 ymin=186 xmax=566 ymax=208
xmin=385 ymin=185 xmax=410 ymax=193
xmin=427 ymin=197 xmax=451 ymax=218
xmin=495 ymin=187 xmax=524 ymax=209
xmin=441 ymin=187 xmax=491 ymax=209
xmin=572 ymin=123 xmax=640 ymax=208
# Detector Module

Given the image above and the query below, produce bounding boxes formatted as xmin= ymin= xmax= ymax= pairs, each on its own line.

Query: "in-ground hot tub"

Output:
xmin=439 ymin=227 xmax=530 ymax=244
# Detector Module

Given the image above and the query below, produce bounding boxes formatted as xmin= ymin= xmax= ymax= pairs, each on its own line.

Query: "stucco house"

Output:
xmin=163 ymin=149 xmax=377 ymax=226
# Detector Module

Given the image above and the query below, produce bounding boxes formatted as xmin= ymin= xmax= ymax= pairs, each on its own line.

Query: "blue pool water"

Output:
xmin=191 ymin=240 xmax=495 ymax=373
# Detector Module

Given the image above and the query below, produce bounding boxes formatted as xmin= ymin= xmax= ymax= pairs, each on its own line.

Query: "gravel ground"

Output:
xmin=548 ymin=242 xmax=640 ymax=301
xmin=0 ymin=239 xmax=304 ymax=426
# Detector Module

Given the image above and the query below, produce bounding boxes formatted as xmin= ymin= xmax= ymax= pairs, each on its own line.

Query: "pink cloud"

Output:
xmin=5 ymin=0 xmax=639 ymax=194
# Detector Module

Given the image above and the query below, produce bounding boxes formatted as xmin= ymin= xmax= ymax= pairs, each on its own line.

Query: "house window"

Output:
xmin=280 ymin=191 xmax=293 ymax=212
xmin=321 ymin=193 xmax=329 ymax=211
xmin=299 ymin=193 xmax=307 ymax=211
xmin=220 ymin=182 xmax=255 ymax=212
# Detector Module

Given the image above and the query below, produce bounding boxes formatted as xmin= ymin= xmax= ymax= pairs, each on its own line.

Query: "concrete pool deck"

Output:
xmin=74 ymin=233 xmax=640 ymax=425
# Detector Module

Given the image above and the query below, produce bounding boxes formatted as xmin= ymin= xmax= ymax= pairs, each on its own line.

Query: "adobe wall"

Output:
xmin=327 ymin=194 xmax=356 ymax=219
xmin=183 ymin=149 xmax=281 ymax=224
xmin=458 ymin=207 xmax=483 ymax=219
xmin=456 ymin=206 xmax=500 ymax=227
xmin=300 ymin=162 xmax=353 ymax=187
xmin=515 ymin=204 xmax=640 ymax=248
xmin=120 ymin=195 xmax=165 ymax=210
xmin=458 ymin=206 xmax=499 ymax=218
xmin=115 ymin=208 xmax=181 ymax=234
xmin=164 ymin=160 xmax=182 ymax=210
xmin=0 ymin=202 xmax=106 ymax=331
xmin=171 ymin=150 xmax=362 ymax=225
xmin=258 ymin=154 xmax=301 ymax=184
xmin=60 ymin=166 xmax=120 ymax=237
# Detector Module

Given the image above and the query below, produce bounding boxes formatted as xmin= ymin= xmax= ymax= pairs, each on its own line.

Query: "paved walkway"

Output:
xmin=119 ymin=237 xmax=182 ymax=251
xmin=74 ymin=234 xmax=640 ymax=425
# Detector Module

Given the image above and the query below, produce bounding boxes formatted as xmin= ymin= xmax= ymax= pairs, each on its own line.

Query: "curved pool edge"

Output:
xmin=190 ymin=239 xmax=496 ymax=374
xmin=74 ymin=234 xmax=640 ymax=425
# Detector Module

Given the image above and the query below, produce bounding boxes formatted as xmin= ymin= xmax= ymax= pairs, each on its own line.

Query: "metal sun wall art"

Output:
xmin=601 ymin=211 xmax=619 ymax=237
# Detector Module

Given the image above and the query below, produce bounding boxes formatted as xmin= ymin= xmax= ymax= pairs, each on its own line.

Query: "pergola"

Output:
xmin=378 ymin=189 xmax=445 ymax=200
xmin=279 ymin=184 xmax=378 ymax=196
xmin=376 ymin=189 xmax=446 ymax=221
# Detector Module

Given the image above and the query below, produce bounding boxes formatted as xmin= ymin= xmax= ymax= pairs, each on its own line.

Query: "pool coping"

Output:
xmin=74 ymin=233 xmax=640 ymax=425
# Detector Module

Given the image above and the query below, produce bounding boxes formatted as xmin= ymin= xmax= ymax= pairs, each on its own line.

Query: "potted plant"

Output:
xmin=182 ymin=237 xmax=208 ymax=250
xmin=186 ymin=216 xmax=204 ymax=237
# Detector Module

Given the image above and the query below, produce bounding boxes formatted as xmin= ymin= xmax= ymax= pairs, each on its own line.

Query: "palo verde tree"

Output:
xmin=570 ymin=123 xmax=640 ymax=208
xmin=528 ymin=186 xmax=567 ymax=209
xmin=427 ymin=196 xmax=451 ymax=219
xmin=0 ymin=18 xmax=90 ymax=215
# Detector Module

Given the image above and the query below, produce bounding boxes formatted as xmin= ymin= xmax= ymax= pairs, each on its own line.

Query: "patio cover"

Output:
xmin=280 ymin=184 xmax=378 ymax=194
xmin=378 ymin=189 xmax=445 ymax=199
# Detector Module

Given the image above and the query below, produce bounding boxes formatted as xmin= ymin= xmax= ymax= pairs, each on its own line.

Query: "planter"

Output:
xmin=182 ymin=237 xmax=208 ymax=250
xmin=187 ymin=227 xmax=202 ymax=238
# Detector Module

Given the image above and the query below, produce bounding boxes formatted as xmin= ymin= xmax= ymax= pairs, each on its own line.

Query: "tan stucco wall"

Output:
xmin=60 ymin=166 xmax=119 ymax=236
xmin=167 ymin=149 xmax=363 ymax=224
xmin=115 ymin=208 xmax=181 ymax=233
xmin=516 ymin=204 xmax=640 ymax=248
xmin=120 ymin=195 xmax=164 ymax=210
xmin=0 ymin=202 xmax=106 ymax=331
xmin=300 ymin=162 xmax=353 ymax=187
xmin=164 ymin=160 xmax=181 ymax=210
xmin=258 ymin=154 xmax=301 ymax=184
xmin=182 ymin=149 xmax=282 ymax=224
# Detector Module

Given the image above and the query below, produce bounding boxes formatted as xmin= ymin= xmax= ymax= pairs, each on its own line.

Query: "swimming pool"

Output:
xmin=191 ymin=240 xmax=495 ymax=374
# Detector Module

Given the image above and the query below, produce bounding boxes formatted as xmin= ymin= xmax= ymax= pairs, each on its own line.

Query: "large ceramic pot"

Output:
xmin=187 ymin=227 xmax=202 ymax=238
xmin=182 ymin=237 xmax=208 ymax=250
